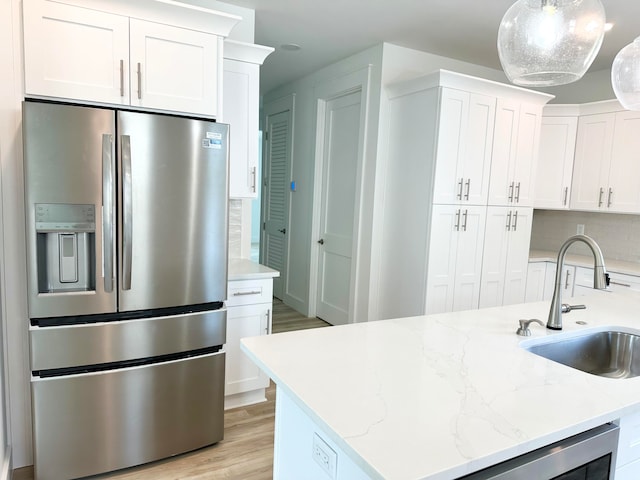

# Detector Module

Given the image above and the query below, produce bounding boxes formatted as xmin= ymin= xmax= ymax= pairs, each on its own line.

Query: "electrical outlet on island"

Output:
xmin=312 ymin=432 xmax=337 ymax=478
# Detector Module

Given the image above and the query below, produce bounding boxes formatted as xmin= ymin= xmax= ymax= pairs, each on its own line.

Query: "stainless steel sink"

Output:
xmin=523 ymin=328 xmax=640 ymax=379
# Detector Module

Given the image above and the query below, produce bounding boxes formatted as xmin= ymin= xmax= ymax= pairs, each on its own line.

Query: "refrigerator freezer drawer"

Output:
xmin=32 ymin=350 xmax=225 ymax=480
xmin=30 ymin=309 xmax=226 ymax=371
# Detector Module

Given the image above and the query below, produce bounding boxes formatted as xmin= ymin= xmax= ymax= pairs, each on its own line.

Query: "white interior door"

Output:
xmin=316 ymin=90 xmax=362 ymax=325
xmin=262 ymin=109 xmax=291 ymax=299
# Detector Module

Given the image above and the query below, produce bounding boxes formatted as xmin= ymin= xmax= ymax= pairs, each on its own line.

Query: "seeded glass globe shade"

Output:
xmin=612 ymin=37 xmax=640 ymax=110
xmin=497 ymin=0 xmax=606 ymax=87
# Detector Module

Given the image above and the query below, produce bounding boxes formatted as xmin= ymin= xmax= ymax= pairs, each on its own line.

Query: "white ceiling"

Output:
xmin=218 ymin=0 xmax=640 ymax=94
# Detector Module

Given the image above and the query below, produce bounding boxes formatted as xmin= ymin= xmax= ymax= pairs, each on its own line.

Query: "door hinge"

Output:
xmin=265 ymin=131 xmax=269 ymax=141
xmin=263 ymin=222 xmax=266 ymax=230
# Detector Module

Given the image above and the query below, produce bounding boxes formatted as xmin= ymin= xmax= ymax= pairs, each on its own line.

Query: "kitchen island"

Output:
xmin=241 ymin=290 xmax=640 ymax=479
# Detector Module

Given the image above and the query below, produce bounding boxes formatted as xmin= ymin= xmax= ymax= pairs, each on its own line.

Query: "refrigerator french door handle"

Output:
xmin=121 ymin=135 xmax=133 ymax=290
xmin=102 ymin=134 xmax=115 ymax=293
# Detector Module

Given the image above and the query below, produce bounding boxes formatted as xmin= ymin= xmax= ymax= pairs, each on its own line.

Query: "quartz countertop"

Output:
xmin=529 ymin=249 xmax=640 ymax=277
xmin=228 ymin=258 xmax=280 ymax=281
xmin=242 ymin=290 xmax=640 ymax=480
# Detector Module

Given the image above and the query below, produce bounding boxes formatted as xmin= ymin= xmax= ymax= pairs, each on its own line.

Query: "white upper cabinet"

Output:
xmin=432 ymin=89 xmax=495 ymax=205
xmin=23 ymin=0 xmax=130 ymax=106
xmin=571 ymin=113 xmax=615 ymax=211
xmin=534 ymin=113 xmax=578 ymax=209
xmin=223 ymin=40 xmax=274 ymax=198
xmin=129 ymin=19 xmax=220 ymax=116
xmin=488 ymin=100 xmax=543 ymax=207
xmin=608 ymin=111 xmax=640 ymax=213
xmin=571 ymin=107 xmax=640 ymax=213
xmin=23 ymin=0 xmax=240 ymax=117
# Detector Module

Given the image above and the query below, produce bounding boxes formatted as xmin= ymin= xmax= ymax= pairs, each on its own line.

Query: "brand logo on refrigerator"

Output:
xmin=202 ymin=131 xmax=222 ymax=149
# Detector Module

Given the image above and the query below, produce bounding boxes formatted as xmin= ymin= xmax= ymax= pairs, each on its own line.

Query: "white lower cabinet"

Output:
xmin=525 ymin=262 xmax=547 ymax=303
xmin=616 ymin=411 xmax=640 ymax=478
xmin=480 ymin=207 xmax=532 ymax=308
xmin=225 ymin=278 xmax=273 ymax=409
xmin=425 ymin=205 xmax=486 ymax=314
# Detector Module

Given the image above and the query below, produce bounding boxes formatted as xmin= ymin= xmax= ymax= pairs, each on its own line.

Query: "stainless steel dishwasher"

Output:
xmin=460 ymin=423 xmax=619 ymax=479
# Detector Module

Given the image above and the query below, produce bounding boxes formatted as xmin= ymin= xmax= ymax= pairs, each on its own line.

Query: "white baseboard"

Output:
xmin=224 ymin=389 xmax=267 ymax=410
xmin=1 ymin=446 xmax=11 ymax=480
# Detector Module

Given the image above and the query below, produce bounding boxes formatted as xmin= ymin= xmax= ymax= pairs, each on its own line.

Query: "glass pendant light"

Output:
xmin=498 ymin=0 xmax=606 ymax=87
xmin=611 ymin=37 xmax=640 ymax=110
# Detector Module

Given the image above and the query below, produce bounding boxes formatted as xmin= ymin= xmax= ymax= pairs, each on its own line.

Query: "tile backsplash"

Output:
xmin=228 ymin=199 xmax=243 ymax=258
xmin=531 ymin=210 xmax=640 ymax=263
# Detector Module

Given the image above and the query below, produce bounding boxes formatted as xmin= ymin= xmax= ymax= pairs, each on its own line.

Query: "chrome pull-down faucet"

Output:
xmin=547 ymin=235 xmax=608 ymax=330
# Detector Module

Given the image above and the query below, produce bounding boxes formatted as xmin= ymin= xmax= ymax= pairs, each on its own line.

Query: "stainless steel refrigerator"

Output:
xmin=22 ymin=101 xmax=229 ymax=480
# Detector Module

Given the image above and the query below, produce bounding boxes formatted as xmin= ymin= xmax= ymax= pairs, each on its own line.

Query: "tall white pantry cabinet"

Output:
xmin=378 ymin=70 xmax=552 ymax=320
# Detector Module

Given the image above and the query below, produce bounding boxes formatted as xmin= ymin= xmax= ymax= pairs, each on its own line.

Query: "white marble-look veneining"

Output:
xmin=242 ymin=290 xmax=640 ymax=480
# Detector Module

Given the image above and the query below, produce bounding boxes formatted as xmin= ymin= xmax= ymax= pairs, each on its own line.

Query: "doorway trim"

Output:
xmin=308 ymin=66 xmax=371 ymax=323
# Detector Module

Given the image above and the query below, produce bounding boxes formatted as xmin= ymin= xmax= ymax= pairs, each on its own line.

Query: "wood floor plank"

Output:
xmin=14 ymin=299 xmax=329 ymax=480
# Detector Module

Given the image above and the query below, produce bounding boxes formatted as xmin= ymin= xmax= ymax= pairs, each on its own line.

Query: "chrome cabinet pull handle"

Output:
xmin=607 ymin=188 xmax=613 ymax=208
xmin=464 ymin=179 xmax=471 ymax=201
xmin=457 ymin=178 xmax=463 ymax=200
xmin=564 ymin=270 xmax=571 ymax=290
xmin=512 ymin=210 xmax=518 ymax=231
xmin=233 ymin=290 xmax=261 ymax=296
xmin=462 ymin=210 xmax=468 ymax=232
xmin=598 ymin=187 xmax=604 ymax=207
xmin=102 ymin=134 xmax=115 ymax=293
xmin=251 ymin=166 xmax=257 ymax=193
xmin=563 ymin=186 xmax=568 ymax=206
xmin=119 ymin=59 xmax=124 ymax=97
xmin=121 ymin=135 xmax=133 ymax=290
xmin=506 ymin=211 xmax=512 ymax=231
xmin=508 ymin=181 xmax=514 ymax=202
xmin=515 ymin=182 xmax=521 ymax=203
xmin=455 ymin=209 xmax=460 ymax=231
xmin=137 ymin=62 xmax=142 ymax=100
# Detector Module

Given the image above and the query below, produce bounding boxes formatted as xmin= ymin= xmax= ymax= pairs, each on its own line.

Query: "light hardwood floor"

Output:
xmin=14 ymin=300 xmax=328 ymax=480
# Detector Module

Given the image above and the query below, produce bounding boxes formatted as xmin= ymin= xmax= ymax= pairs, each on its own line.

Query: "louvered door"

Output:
xmin=262 ymin=110 xmax=291 ymax=299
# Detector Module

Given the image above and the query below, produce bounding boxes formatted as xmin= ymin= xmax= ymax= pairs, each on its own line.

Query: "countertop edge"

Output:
xmin=228 ymin=258 xmax=280 ymax=281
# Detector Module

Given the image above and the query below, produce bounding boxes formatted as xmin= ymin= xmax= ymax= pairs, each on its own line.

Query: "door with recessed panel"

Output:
xmin=316 ymin=90 xmax=362 ymax=326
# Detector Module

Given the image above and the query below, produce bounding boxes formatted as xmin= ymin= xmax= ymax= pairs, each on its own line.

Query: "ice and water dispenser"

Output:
xmin=34 ymin=203 xmax=96 ymax=293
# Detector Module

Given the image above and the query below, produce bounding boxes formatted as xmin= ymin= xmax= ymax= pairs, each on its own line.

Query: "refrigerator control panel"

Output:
xmin=35 ymin=203 xmax=95 ymax=232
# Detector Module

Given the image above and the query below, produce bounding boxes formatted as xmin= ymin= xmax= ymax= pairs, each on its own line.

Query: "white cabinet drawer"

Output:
xmin=227 ymin=279 xmax=273 ymax=307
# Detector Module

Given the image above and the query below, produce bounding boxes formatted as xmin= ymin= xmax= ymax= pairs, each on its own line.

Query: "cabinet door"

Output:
xmin=433 ymin=89 xmax=468 ymax=204
xmin=425 ymin=205 xmax=460 ymax=314
xmin=225 ymin=304 xmax=270 ymax=396
xmin=23 ymin=0 xmax=129 ymax=105
xmin=608 ymin=111 xmax=640 ymax=213
xmin=224 ymin=59 xmax=260 ymax=198
xmin=525 ymin=262 xmax=548 ymax=303
xmin=502 ymin=208 xmax=532 ymax=305
xmin=511 ymin=105 xmax=541 ymax=207
xmin=488 ymin=99 xmax=520 ymax=205
xmin=479 ymin=207 xmax=511 ymax=308
xmin=129 ymin=19 xmax=219 ymax=116
xmin=534 ymin=116 xmax=577 ymax=209
xmin=570 ymin=113 xmax=615 ymax=211
xmin=461 ymin=94 xmax=496 ymax=205
xmin=452 ymin=206 xmax=486 ymax=312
